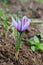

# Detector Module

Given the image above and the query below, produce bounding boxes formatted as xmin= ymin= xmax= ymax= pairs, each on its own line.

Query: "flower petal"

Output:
xmin=12 ymin=18 xmax=17 ymax=29
xmin=17 ymin=19 xmax=21 ymax=32
xmin=22 ymin=16 xmax=27 ymax=26
xmin=22 ymin=19 xmax=31 ymax=31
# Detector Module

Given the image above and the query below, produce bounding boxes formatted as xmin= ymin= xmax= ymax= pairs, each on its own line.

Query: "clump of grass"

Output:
xmin=0 ymin=0 xmax=9 ymax=4
xmin=0 ymin=10 xmax=9 ymax=38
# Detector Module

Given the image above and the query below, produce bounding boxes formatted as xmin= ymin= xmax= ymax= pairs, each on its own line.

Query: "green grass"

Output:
xmin=36 ymin=0 xmax=43 ymax=4
xmin=20 ymin=0 xmax=28 ymax=3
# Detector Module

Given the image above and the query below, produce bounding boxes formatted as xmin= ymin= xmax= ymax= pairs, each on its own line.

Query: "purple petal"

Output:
xmin=17 ymin=19 xmax=21 ymax=32
xmin=22 ymin=16 xmax=27 ymax=27
xmin=12 ymin=18 xmax=17 ymax=29
xmin=22 ymin=19 xmax=31 ymax=31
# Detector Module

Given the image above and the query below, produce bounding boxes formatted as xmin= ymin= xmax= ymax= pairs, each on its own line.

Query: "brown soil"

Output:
xmin=0 ymin=0 xmax=43 ymax=19
xmin=0 ymin=0 xmax=43 ymax=65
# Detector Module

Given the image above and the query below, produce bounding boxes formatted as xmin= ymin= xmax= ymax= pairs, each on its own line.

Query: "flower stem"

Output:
xmin=15 ymin=32 xmax=22 ymax=60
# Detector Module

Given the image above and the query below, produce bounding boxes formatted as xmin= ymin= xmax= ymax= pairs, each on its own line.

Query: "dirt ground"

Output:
xmin=0 ymin=0 xmax=43 ymax=65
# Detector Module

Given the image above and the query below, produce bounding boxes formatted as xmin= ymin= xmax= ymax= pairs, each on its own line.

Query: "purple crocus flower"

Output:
xmin=12 ymin=16 xmax=31 ymax=32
